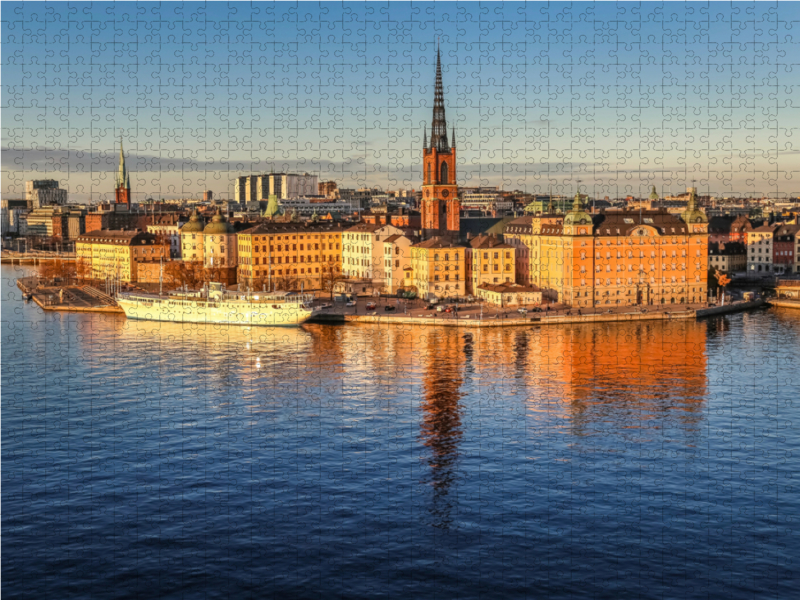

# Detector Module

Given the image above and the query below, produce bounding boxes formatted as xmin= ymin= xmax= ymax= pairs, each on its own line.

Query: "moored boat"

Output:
xmin=116 ymin=282 xmax=317 ymax=326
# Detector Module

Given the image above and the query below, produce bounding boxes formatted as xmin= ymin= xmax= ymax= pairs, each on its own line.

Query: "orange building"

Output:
xmin=237 ymin=221 xmax=344 ymax=291
xmin=505 ymin=190 xmax=709 ymax=307
xmin=421 ymin=47 xmax=459 ymax=238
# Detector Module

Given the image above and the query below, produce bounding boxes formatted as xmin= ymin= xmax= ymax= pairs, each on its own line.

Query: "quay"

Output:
xmin=16 ymin=277 xmax=123 ymax=314
xmin=14 ymin=276 xmax=777 ymax=325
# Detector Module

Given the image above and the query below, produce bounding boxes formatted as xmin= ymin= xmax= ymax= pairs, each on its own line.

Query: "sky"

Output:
xmin=2 ymin=1 xmax=799 ymax=202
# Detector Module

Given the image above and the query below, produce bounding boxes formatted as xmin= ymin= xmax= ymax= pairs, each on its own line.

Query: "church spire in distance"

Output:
xmin=429 ymin=44 xmax=450 ymax=152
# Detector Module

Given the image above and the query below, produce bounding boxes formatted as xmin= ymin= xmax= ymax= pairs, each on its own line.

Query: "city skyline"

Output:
xmin=3 ymin=1 xmax=799 ymax=201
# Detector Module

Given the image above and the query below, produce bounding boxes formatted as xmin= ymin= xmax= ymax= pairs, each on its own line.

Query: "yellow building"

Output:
xmin=237 ymin=221 xmax=344 ymax=291
xmin=466 ymin=233 xmax=516 ymax=295
xmin=410 ymin=236 xmax=467 ymax=300
xmin=77 ymin=229 xmax=169 ymax=283
xmin=504 ymin=191 xmax=709 ymax=307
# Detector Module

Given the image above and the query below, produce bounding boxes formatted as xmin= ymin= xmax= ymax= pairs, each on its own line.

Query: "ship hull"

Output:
xmin=117 ymin=297 xmax=315 ymax=327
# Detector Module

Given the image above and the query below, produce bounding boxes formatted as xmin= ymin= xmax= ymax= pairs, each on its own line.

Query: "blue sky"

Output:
xmin=3 ymin=1 xmax=799 ymax=202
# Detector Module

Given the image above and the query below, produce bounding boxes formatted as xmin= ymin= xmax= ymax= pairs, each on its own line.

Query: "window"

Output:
xmin=440 ymin=161 xmax=448 ymax=184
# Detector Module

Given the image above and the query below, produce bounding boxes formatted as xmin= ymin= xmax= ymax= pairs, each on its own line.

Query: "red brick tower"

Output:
xmin=422 ymin=46 xmax=459 ymax=239
xmin=115 ymin=136 xmax=131 ymax=205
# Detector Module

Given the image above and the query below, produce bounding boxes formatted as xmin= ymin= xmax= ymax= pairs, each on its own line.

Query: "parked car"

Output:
xmin=531 ymin=307 xmax=543 ymax=313
xmin=517 ymin=308 xmax=528 ymax=314
xmin=366 ymin=301 xmax=377 ymax=310
xmin=425 ymin=304 xmax=436 ymax=310
xmin=437 ymin=305 xmax=445 ymax=312
xmin=346 ymin=301 xmax=357 ymax=307
xmin=384 ymin=305 xmax=396 ymax=312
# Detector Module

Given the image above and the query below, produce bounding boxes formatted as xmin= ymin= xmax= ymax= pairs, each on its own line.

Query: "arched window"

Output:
xmin=440 ymin=161 xmax=448 ymax=184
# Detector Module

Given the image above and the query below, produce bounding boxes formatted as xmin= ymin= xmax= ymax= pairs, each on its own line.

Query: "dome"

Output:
xmin=563 ymin=191 xmax=592 ymax=227
xmin=181 ymin=209 xmax=205 ymax=232
xmin=203 ymin=209 xmax=235 ymax=235
xmin=649 ymin=185 xmax=659 ymax=201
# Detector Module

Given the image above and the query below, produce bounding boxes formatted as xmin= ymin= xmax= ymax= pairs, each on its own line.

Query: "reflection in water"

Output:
xmin=419 ymin=330 xmax=464 ymax=529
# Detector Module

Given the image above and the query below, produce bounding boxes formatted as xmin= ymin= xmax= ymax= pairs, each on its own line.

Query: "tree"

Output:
xmin=274 ymin=274 xmax=300 ymax=292
xmin=319 ymin=259 xmax=345 ymax=299
xmin=38 ymin=258 xmax=77 ymax=283
xmin=76 ymin=258 xmax=92 ymax=281
xmin=714 ymin=269 xmax=731 ymax=303
xmin=165 ymin=260 xmax=204 ymax=290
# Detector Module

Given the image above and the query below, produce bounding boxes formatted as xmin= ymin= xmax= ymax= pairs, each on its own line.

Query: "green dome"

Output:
xmin=203 ymin=209 xmax=235 ymax=234
xmin=181 ymin=209 xmax=205 ymax=232
xmin=649 ymin=185 xmax=659 ymax=201
xmin=563 ymin=191 xmax=592 ymax=227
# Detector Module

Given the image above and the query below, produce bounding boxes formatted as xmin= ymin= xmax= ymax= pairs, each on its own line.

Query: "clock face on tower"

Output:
xmin=441 ymin=189 xmax=449 ymax=198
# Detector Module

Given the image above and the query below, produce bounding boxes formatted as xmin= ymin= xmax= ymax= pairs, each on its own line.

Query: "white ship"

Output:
xmin=117 ymin=283 xmax=317 ymax=327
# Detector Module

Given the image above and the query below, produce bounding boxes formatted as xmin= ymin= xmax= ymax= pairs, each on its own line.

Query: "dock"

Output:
xmin=17 ymin=277 xmax=124 ymax=314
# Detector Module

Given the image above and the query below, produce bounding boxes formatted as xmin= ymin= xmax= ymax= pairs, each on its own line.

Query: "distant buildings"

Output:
xmin=234 ymin=173 xmax=318 ymax=202
xmin=26 ymin=179 xmax=67 ymax=208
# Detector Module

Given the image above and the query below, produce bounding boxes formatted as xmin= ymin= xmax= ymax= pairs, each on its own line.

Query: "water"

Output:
xmin=2 ymin=265 xmax=798 ymax=599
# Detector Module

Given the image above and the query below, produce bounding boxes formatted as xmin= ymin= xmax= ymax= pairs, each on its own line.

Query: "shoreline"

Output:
xmin=14 ymin=276 xmax=773 ymax=327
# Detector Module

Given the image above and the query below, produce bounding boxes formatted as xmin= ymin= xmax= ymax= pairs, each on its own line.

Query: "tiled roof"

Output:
xmin=478 ymin=283 xmax=541 ymax=293
xmin=240 ymin=222 xmax=345 ymax=235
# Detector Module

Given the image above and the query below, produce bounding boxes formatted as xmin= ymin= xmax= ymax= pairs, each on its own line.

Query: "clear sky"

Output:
xmin=2 ymin=1 xmax=799 ymax=202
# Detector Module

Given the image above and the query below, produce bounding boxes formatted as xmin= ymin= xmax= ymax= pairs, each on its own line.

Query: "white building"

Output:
xmin=461 ymin=192 xmax=514 ymax=215
xmin=342 ymin=223 xmax=405 ymax=281
xmin=279 ymin=196 xmax=359 ymax=216
xmin=26 ymin=180 xmax=67 ymax=208
xmin=234 ymin=173 xmax=319 ymax=202
xmin=381 ymin=234 xmax=414 ymax=294
xmin=747 ymin=223 xmax=778 ymax=275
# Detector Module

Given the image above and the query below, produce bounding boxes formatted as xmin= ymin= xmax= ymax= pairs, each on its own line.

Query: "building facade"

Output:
xmin=410 ymin=237 xmax=467 ymax=300
xmin=77 ymin=230 xmax=168 ymax=283
xmin=466 ymin=234 xmax=516 ymax=295
xmin=26 ymin=180 xmax=67 ymax=209
xmin=234 ymin=173 xmax=319 ymax=202
xmin=504 ymin=191 xmax=709 ymax=307
xmin=747 ymin=224 xmax=778 ymax=275
xmin=381 ymin=234 xmax=414 ymax=294
xmin=772 ymin=224 xmax=799 ymax=275
xmin=237 ymin=221 xmax=344 ymax=291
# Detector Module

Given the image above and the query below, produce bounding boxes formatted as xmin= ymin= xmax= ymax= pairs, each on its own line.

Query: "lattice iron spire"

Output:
xmin=429 ymin=44 xmax=449 ymax=152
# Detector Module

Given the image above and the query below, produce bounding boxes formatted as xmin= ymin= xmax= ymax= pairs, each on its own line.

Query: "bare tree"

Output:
xmin=319 ymin=259 xmax=345 ymax=299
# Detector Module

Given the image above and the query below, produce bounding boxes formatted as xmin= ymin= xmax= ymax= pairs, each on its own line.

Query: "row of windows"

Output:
xmin=241 ymin=243 xmax=340 ymax=253
xmin=247 ymin=266 xmax=338 ymax=277
xmin=245 ymin=255 xmax=334 ymax=265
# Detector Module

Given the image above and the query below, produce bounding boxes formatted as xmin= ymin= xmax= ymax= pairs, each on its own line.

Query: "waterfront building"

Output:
xmin=115 ymin=138 xmax=131 ymax=205
xmin=465 ymin=234 xmax=516 ymax=295
xmin=76 ymin=229 xmax=168 ymax=283
xmin=410 ymin=237 xmax=467 ymax=300
xmin=236 ymin=221 xmax=344 ymax=291
xmin=773 ymin=224 xmax=800 ymax=275
xmin=341 ymin=223 xmax=405 ymax=282
xmin=747 ymin=223 xmax=778 ymax=275
xmin=202 ymin=209 xmax=238 ymax=285
xmin=180 ymin=209 xmax=206 ymax=263
xmin=504 ymin=189 xmax=709 ymax=307
xmin=381 ymin=234 xmax=414 ymax=294
xmin=421 ymin=47 xmax=459 ymax=238
xmin=26 ymin=179 xmax=67 ymax=208
xmin=476 ymin=282 xmax=543 ymax=307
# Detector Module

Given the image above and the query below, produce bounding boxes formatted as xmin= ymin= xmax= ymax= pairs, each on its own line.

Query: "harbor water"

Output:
xmin=2 ymin=265 xmax=798 ymax=599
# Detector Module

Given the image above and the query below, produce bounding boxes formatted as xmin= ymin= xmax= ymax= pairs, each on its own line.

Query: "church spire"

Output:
xmin=430 ymin=44 xmax=449 ymax=152
xmin=423 ymin=123 xmax=427 ymax=149
xmin=117 ymin=135 xmax=130 ymax=191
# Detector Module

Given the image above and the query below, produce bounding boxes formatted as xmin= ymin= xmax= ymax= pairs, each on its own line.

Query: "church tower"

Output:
xmin=422 ymin=46 xmax=459 ymax=238
xmin=115 ymin=136 xmax=131 ymax=205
